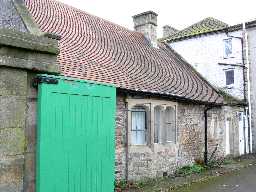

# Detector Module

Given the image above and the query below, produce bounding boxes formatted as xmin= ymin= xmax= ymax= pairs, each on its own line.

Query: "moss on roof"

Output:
xmin=160 ymin=17 xmax=228 ymax=42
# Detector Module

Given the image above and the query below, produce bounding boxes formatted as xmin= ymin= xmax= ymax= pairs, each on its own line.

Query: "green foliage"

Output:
xmin=223 ymin=158 xmax=234 ymax=165
xmin=176 ymin=164 xmax=206 ymax=176
xmin=115 ymin=180 xmax=127 ymax=190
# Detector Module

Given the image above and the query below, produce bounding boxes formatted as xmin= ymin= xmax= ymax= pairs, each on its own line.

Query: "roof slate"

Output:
xmin=161 ymin=17 xmax=228 ymax=42
xmin=24 ymin=0 xmax=223 ymax=104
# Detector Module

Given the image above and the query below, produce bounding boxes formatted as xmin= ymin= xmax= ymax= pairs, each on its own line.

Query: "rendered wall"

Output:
xmin=169 ymin=31 xmax=244 ymax=100
xmin=247 ymin=27 xmax=256 ymax=152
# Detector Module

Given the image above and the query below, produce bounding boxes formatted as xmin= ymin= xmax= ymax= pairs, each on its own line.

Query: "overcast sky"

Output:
xmin=58 ymin=0 xmax=256 ymax=37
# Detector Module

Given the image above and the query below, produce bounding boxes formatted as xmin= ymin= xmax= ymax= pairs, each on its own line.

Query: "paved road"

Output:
xmin=177 ymin=164 xmax=256 ymax=192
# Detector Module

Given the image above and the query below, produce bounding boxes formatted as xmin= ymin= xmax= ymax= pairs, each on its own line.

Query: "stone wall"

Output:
xmin=0 ymin=28 xmax=59 ymax=192
xmin=115 ymin=96 xmax=126 ymax=180
xmin=0 ymin=67 xmax=27 ymax=192
xmin=115 ymin=95 xmax=242 ymax=181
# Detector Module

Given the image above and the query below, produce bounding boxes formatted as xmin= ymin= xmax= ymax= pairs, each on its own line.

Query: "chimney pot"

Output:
xmin=133 ymin=11 xmax=158 ymax=47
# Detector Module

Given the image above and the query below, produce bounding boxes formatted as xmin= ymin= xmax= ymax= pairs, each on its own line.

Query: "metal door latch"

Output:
xmin=33 ymin=76 xmax=58 ymax=87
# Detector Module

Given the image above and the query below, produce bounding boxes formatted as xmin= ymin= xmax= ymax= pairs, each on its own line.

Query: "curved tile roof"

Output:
xmin=24 ymin=0 xmax=223 ymax=104
xmin=161 ymin=17 xmax=228 ymax=42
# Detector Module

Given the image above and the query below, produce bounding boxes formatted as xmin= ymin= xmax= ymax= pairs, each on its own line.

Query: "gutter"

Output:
xmin=118 ymin=88 xmax=223 ymax=106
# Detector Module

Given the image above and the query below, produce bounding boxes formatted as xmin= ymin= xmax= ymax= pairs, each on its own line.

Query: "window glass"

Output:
xmin=225 ymin=70 xmax=234 ymax=86
xmin=154 ymin=106 xmax=161 ymax=143
xmin=224 ymin=38 xmax=232 ymax=58
xmin=131 ymin=107 xmax=146 ymax=145
xmin=165 ymin=106 xmax=176 ymax=143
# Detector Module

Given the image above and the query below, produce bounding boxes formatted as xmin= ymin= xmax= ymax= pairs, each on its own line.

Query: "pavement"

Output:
xmin=177 ymin=163 xmax=256 ymax=192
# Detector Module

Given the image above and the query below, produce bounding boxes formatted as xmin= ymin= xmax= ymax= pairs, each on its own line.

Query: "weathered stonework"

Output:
xmin=0 ymin=27 xmax=59 ymax=191
xmin=133 ymin=11 xmax=158 ymax=47
xmin=115 ymin=95 xmax=243 ymax=181
xmin=115 ymin=96 xmax=127 ymax=180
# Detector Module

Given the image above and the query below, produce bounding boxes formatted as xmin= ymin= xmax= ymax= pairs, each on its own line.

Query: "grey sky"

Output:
xmin=58 ymin=0 xmax=256 ymax=37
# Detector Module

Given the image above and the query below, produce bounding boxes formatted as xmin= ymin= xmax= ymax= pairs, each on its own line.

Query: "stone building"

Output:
xmin=0 ymin=0 xmax=246 ymax=191
xmin=247 ymin=21 xmax=256 ymax=153
xmin=161 ymin=17 xmax=256 ymax=155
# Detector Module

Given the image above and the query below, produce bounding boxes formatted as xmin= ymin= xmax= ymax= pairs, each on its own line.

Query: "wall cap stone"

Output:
xmin=0 ymin=28 xmax=59 ymax=54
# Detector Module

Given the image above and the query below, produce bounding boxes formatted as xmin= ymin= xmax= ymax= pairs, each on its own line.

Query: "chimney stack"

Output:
xmin=162 ymin=25 xmax=178 ymax=38
xmin=133 ymin=11 xmax=158 ymax=47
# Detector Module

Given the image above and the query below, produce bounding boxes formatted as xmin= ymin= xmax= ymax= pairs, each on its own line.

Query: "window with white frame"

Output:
xmin=225 ymin=69 xmax=234 ymax=86
xmin=131 ymin=106 xmax=147 ymax=145
xmin=223 ymin=38 xmax=232 ymax=58
xmin=154 ymin=105 xmax=176 ymax=144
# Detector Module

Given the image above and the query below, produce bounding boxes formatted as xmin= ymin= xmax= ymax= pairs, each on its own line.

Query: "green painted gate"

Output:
xmin=36 ymin=75 xmax=116 ymax=192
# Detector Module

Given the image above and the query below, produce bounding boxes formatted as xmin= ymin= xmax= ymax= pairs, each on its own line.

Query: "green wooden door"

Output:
xmin=37 ymin=75 xmax=116 ymax=192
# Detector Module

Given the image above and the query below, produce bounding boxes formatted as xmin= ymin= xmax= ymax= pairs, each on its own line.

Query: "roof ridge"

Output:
xmin=55 ymin=0 xmax=134 ymax=33
xmin=160 ymin=17 xmax=229 ymax=42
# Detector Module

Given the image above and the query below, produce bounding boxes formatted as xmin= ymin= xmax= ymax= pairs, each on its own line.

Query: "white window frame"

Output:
xmin=223 ymin=38 xmax=233 ymax=58
xmin=131 ymin=106 xmax=147 ymax=145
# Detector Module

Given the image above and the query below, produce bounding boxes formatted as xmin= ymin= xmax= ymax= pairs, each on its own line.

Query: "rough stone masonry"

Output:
xmin=0 ymin=28 xmax=59 ymax=192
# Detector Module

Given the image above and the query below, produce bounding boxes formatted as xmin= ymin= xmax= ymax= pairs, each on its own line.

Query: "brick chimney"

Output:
xmin=162 ymin=25 xmax=178 ymax=38
xmin=133 ymin=11 xmax=158 ymax=47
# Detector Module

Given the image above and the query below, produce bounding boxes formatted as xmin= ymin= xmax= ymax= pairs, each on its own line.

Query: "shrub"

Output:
xmin=175 ymin=164 xmax=206 ymax=176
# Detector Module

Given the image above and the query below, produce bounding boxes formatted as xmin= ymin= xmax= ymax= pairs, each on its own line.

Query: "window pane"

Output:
xmin=131 ymin=108 xmax=146 ymax=144
xmin=224 ymin=39 xmax=232 ymax=57
xmin=165 ymin=106 xmax=176 ymax=143
xmin=154 ymin=106 xmax=161 ymax=143
xmin=225 ymin=70 xmax=234 ymax=85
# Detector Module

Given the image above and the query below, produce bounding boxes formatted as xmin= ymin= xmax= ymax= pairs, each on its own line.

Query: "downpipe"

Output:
xmin=204 ymin=106 xmax=213 ymax=165
xmin=243 ymin=23 xmax=253 ymax=153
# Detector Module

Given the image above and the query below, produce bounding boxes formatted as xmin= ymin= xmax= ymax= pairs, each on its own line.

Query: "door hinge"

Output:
xmin=33 ymin=76 xmax=58 ymax=87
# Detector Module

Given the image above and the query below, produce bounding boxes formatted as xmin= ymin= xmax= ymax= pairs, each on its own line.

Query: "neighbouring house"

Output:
xmin=246 ymin=21 xmax=256 ymax=153
xmin=161 ymin=17 xmax=256 ymax=155
xmin=0 ymin=0 xmax=246 ymax=191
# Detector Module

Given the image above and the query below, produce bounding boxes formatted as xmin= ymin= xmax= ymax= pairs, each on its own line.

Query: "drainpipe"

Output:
xmin=226 ymin=28 xmax=252 ymax=154
xmin=204 ymin=106 xmax=213 ymax=165
xmin=243 ymin=23 xmax=253 ymax=153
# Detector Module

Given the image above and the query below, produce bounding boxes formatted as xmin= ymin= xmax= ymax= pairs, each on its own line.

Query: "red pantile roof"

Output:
xmin=24 ymin=0 xmax=223 ymax=104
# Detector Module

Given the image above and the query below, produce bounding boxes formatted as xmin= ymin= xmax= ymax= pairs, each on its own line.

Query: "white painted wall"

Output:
xmin=169 ymin=31 xmax=244 ymax=100
xmin=247 ymin=27 xmax=256 ymax=152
